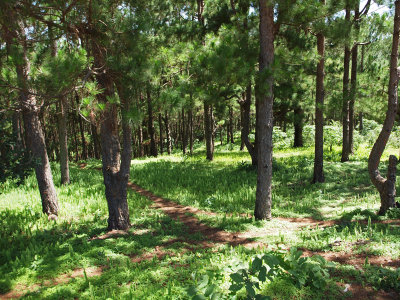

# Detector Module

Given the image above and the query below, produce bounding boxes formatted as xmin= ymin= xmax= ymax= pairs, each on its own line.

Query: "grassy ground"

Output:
xmin=0 ymin=144 xmax=399 ymax=299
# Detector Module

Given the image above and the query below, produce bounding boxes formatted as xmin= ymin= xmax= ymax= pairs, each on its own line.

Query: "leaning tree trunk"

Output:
xmin=204 ymin=103 xmax=214 ymax=161
xmin=368 ymin=0 xmax=400 ymax=216
xmin=1 ymin=15 xmax=60 ymax=216
xmin=341 ymin=5 xmax=351 ymax=162
xmin=254 ymin=0 xmax=274 ymax=220
xmin=241 ymin=84 xmax=257 ymax=165
xmin=313 ymin=0 xmax=326 ymax=183
xmin=2 ymin=11 xmax=59 ymax=216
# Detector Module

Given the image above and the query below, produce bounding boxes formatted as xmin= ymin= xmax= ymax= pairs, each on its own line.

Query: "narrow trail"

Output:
xmin=128 ymin=182 xmax=400 ymax=269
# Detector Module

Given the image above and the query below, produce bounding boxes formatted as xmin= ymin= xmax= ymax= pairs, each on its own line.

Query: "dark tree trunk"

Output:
xmin=313 ymin=0 xmax=326 ymax=183
xmin=182 ymin=108 xmax=187 ymax=154
xmin=147 ymin=88 xmax=158 ymax=157
xmin=204 ymin=103 xmax=214 ymax=160
xmin=89 ymin=27 xmax=132 ymax=230
xmin=1 ymin=12 xmax=59 ymax=216
xmin=159 ymin=112 xmax=163 ymax=154
xmin=58 ymin=97 xmax=70 ymax=185
xmin=12 ymin=111 xmax=22 ymax=146
xmin=96 ymin=75 xmax=131 ymax=229
xmin=71 ymin=112 xmax=79 ymax=162
xmin=359 ymin=112 xmax=363 ymax=132
xmin=229 ymin=105 xmax=234 ymax=144
xmin=349 ymin=4 xmax=360 ymax=154
xmin=164 ymin=111 xmax=172 ymax=155
xmin=293 ymin=105 xmax=304 ymax=148
xmin=75 ymin=95 xmax=88 ymax=160
xmin=341 ymin=5 xmax=351 ymax=162
xmin=254 ymin=0 xmax=274 ymax=220
xmin=368 ymin=0 xmax=400 ymax=216
xmin=91 ymin=123 xmax=101 ymax=159
xmin=240 ymin=84 xmax=257 ymax=165
xmin=50 ymin=30 xmax=70 ymax=185
xmin=189 ymin=108 xmax=194 ymax=155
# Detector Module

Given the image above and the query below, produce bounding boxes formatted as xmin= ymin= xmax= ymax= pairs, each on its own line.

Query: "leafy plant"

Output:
xmin=187 ymin=248 xmax=334 ymax=299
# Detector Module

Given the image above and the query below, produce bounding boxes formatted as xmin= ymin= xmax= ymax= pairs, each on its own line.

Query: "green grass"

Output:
xmin=1 ymin=144 xmax=399 ymax=299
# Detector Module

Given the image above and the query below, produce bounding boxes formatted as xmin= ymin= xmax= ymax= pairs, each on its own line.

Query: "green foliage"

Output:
xmin=188 ymin=248 xmax=334 ymax=299
xmin=0 ymin=119 xmax=34 ymax=186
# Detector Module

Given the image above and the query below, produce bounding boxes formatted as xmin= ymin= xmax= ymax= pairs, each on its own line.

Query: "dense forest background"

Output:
xmin=1 ymin=0 xmax=400 ymax=299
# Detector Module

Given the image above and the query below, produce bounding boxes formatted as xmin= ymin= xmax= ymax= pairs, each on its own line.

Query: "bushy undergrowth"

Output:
xmin=188 ymin=248 xmax=336 ymax=299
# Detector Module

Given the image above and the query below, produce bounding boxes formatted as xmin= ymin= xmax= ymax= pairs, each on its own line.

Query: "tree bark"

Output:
xmin=341 ymin=5 xmax=351 ymax=162
xmin=1 ymin=11 xmax=59 ymax=216
xmin=368 ymin=0 xmax=400 ymax=215
xmin=254 ymin=0 xmax=274 ymax=220
xmin=147 ymin=87 xmax=158 ymax=157
xmin=159 ymin=112 xmax=163 ymax=154
xmin=293 ymin=105 xmax=304 ymax=148
xmin=182 ymin=108 xmax=187 ymax=154
xmin=313 ymin=0 xmax=326 ymax=183
xmin=138 ymin=125 xmax=144 ymax=157
xmin=165 ymin=112 xmax=172 ymax=155
xmin=229 ymin=105 xmax=234 ymax=144
xmin=58 ymin=97 xmax=70 ymax=184
xmin=50 ymin=27 xmax=70 ymax=185
xmin=240 ymin=84 xmax=257 ymax=165
xmin=349 ymin=3 xmax=360 ymax=154
xmin=359 ymin=112 xmax=363 ymax=132
xmin=204 ymin=103 xmax=214 ymax=160
xmin=189 ymin=108 xmax=194 ymax=155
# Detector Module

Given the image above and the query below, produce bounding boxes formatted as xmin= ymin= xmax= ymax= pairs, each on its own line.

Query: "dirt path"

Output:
xmin=128 ymin=182 xmax=400 ymax=268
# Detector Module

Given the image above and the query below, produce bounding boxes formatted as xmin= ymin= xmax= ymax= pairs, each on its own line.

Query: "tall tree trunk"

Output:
xmin=75 ymin=94 xmax=88 ymax=160
xmin=147 ymin=88 xmax=158 ymax=157
xmin=240 ymin=84 xmax=257 ymax=165
xmin=58 ymin=97 xmax=70 ymax=184
xmin=349 ymin=4 xmax=360 ymax=154
xmin=50 ymin=27 xmax=70 ymax=185
xmin=138 ymin=125 xmax=144 ymax=157
xmin=71 ymin=112 xmax=79 ymax=162
xmin=313 ymin=0 xmax=326 ymax=183
xmin=159 ymin=112 xmax=163 ymax=154
xmin=229 ymin=105 xmax=234 ymax=144
xmin=182 ymin=108 xmax=187 ymax=154
xmin=164 ymin=111 xmax=172 ymax=155
xmin=293 ymin=105 xmax=304 ymax=148
xmin=368 ymin=0 xmax=400 ymax=215
xmin=91 ymin=123 xmax=101 ymax=159
xmin=1 ymin=12 xmax=59 ymax=216
xmin=341 ymin=5 xmax=351 ymax=162
xmin=204 ymin=103 xmax=214 ymax=160
xmin=12 ymin=111 xmax=22 ymax=146
xmin=189 ymin=108 xmax=194 ymax=155
xmin=89 ymin=30 xmax=132 ymax=229
xmin=359 ymin=112 xmax=363 ymax=132
xmin=254 ymin=0 xmax=274 ymax=220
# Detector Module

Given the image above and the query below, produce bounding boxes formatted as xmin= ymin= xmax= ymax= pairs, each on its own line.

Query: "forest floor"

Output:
xmin=1 ymin=145 xmax=400 ymax=299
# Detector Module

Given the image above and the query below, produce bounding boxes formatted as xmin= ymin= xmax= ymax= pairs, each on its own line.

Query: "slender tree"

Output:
xmin=312 ymin=0 xmax=326 ymax=183
xmin=0 ymin=4 xmax=59 ymax=216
